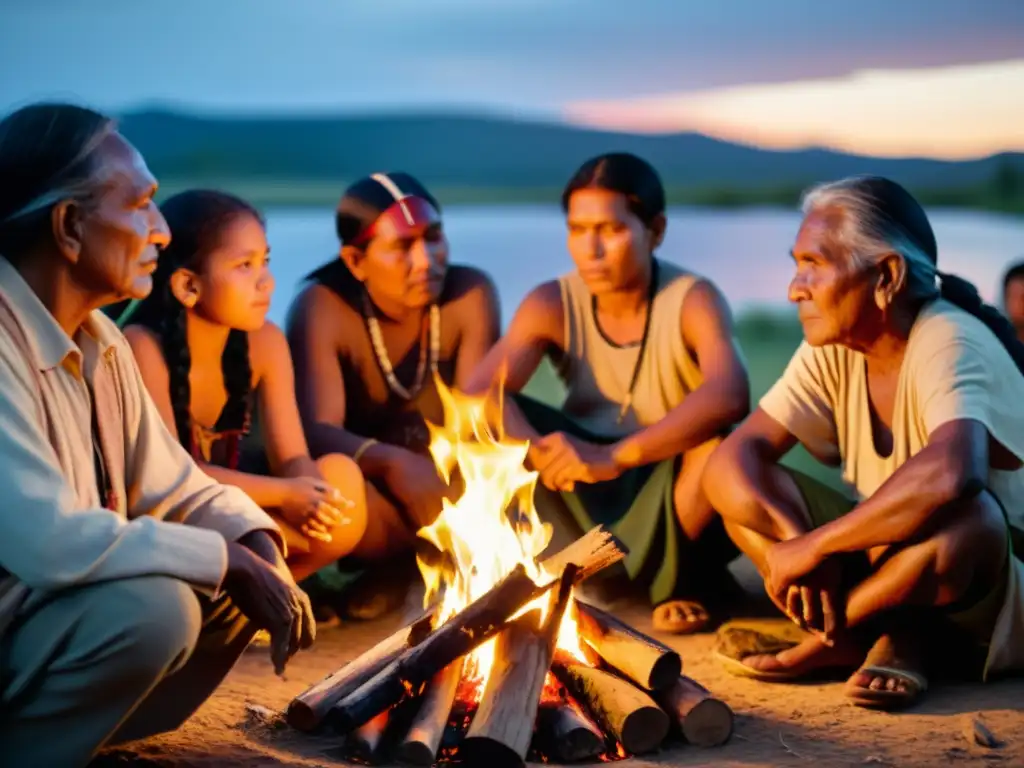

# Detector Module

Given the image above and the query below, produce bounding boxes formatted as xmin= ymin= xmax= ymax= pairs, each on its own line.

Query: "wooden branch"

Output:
xmin=329 ymin=564 xmax=539 ymax=734
xmin=286 ymin=622 xmax=411 ymax=731
xmin=540 ymin=525 xmax=627 ymax=583
xmin=573 ymin=599 xmax=681 ymax=691
xmin=460 ymin=565 xmax=578 ymax=768
xmin=535 ymin=701 xmax=604 ymax=763
xmin=302 ymin=524 xmax=620 ymax=734
xmin=406 ymin=527 xmax=620 ymax=645
xmin=346 ymin=709 xmax=390 ymax=762
xmin=656 ymin=675 xmax=733 ymax=747
xmin=552 ymin=653 xmax=669 ymax=756
xmin=397 ymin=658 xmax=464 ymax=766
xmin=459 ymin=614 xmax=546 ymax=768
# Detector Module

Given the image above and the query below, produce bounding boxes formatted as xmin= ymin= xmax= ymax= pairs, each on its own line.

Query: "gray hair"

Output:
xmin=799 ymin=175 xmax=1024 ymax=374
xmin=800 ymin=176 xmax=940 ymax=304
xmin=0 ymin=103 xmax=117 ymax=255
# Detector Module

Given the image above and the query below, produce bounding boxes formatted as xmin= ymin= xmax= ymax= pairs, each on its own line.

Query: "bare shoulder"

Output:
xmin=509 ymin=279 xmax=563 ymax=343
xmin=523 ymin=279 xmax=563 ymax=314
xmin=249 ymin=320 xmax=291 ymax=370
xmin=442 ymin=266 xmax=499 ymax=307
xmin=286 ymin=281 xmax=357 ymax=328
xmin=123 ymin=324 xmax=170 ymax=374
xmin=680 ymin=276 xmax=735 ymax=330
xmin=285 ymin=281 xmax=364 ymax=349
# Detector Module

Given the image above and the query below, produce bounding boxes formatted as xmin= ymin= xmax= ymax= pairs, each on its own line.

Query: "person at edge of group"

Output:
xmin=116 ymin=190 xmax=368 ymax=595
xmin=702 ymin=175 xmax=1024 ymax=710
xmin=463 ymin=152 xmax=751 ymax=634
xmin=284 ymin=171 xmax=500 ymax=615
xmin=0 ymin=102 xmax=315 ymax=767
xmin=1000 ymin=259 xmax=1024 ymax=344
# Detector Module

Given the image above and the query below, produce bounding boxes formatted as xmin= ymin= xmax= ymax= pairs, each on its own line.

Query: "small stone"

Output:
xmin=963 ymin=715 xmax=1003 ymax=749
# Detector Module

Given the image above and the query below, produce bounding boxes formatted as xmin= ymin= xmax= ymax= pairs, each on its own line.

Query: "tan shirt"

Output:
xmin=557 ymin=261 xmax=704 ymax=438
xmin=0 ymin=257 xmax=281 ymax=644
xmin=761 ymin=299 xmax=1024 ymax=678
xmin=761 ymin=299 xmax=1024 ymax=532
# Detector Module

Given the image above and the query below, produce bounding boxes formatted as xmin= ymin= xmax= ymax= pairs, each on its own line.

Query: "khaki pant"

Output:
xmin=0 ymin=576 xmax=255 ymax=768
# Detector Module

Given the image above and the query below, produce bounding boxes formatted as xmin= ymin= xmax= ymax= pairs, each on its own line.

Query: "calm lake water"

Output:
xmin=262 ymin=205 xmax=1024 ymax=327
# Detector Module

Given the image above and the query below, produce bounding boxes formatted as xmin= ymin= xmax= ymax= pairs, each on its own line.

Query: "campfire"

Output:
xmin=287 ymin=383 xmax=733 ymax=766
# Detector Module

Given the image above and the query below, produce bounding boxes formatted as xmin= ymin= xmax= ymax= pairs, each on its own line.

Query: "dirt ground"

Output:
xmin=95 ymin=564 xmax=1024 ymax=768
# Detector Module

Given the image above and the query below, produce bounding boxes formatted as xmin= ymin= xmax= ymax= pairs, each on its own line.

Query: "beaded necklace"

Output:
xmin=362 ymin=291 xmax=440 ymax=400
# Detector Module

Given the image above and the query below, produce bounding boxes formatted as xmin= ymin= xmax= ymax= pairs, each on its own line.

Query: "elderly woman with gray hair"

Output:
xmin=703 ymin=176 xmax=1024 ymax=709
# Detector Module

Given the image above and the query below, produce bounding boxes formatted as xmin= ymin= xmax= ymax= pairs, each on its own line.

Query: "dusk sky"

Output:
xmin=2 ymin=0 xmax=1022 ymax=158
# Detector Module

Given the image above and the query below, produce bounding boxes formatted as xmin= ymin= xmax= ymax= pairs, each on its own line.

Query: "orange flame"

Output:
xmin=416 ymin=378 xmax=589 ymax=694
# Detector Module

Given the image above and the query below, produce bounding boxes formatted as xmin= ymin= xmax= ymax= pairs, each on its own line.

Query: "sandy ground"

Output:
xmin=95 ymin=564 xmax=1024 ymax=768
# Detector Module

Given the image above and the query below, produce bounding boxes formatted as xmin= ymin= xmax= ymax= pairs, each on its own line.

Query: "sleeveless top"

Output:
xmin=557 ymin=260 xmax=704 ymax=438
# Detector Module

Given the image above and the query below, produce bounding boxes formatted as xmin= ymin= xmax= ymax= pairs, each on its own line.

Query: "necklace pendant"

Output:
xmin=616 ymin=394 xmax=632 ymax=425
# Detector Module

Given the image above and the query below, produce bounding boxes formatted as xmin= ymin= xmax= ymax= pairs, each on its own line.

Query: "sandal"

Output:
xmin=844 ymin=634 xmax=928 ymax=710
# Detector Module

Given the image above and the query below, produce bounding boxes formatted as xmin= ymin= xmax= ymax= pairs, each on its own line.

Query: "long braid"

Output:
xmin=161 ymin=298 xmax=194 ymax=452
xmin=220 ymin=328 xmax=253 ymax=469
xmin=938 ymin=271 xmax=1024 ymax=374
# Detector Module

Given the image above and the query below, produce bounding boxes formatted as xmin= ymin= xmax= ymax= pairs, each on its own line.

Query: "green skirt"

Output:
xmin=514 ymin=395 xmax=734 ymax=605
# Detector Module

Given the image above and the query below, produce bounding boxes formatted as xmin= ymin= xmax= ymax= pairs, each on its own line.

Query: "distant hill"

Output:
xmin=116 ymin=108 xmax=1024 ymax=208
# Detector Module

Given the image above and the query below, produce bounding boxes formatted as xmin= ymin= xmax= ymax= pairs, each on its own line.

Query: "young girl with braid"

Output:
xmin=121 ymin=190 xmax=368 ymax=584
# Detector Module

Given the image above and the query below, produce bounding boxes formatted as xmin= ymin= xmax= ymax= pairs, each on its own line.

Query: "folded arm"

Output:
xmin=0 ymin=336 xmax=232 ymax=593
xmin=812 ymin=419 xmax=988 ymax=557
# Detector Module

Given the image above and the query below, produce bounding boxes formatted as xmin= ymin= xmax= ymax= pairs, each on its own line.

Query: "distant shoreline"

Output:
xmin=152 ymin=178 xmax=1024 ymax=215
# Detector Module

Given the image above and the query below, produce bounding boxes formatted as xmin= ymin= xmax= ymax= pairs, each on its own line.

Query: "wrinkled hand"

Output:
xmin=529 ymin=432 xmax=621 ymax=492
xmin=765 ymin=534 xmax=825 ymax=596
xmin=383 ymin=449 xmax=450 ymax=530
xmin=279 ymin=477 xmax=354 ymax=543
xmin=765 ymin=536 xmax=843 ymax=642
xmin=223 ymin=542 xmax=315 ymax=674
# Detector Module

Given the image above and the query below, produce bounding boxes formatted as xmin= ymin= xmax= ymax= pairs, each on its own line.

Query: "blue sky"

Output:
xmin=2 ymin=1 xmax=1022 ymax=156
xmin=2 ymin=0 xmax=1021 ymax=113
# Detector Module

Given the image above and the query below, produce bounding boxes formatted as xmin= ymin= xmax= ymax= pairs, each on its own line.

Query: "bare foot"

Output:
xmin=845 ymin=632 xmax=927 ymax=709
xmin=652 ymin=600 xmax=711 ymax=634
xmin=740 ymin=634 xmax=863 ymax=678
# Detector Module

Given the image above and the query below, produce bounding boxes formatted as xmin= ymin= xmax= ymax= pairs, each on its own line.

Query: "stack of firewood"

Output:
xmin=286 ymin=527 xmax=733 ymax=766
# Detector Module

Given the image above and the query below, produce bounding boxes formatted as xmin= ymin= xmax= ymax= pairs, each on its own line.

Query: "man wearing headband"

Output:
xmin=0 ymin=103 xmax=315 ymax=765
xmin=286 ymin=172 xmax=500 ymax=615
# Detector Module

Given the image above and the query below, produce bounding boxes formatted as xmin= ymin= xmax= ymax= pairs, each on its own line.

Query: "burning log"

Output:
xmin=461 ymin=565 xmax=578 ymax=768
xmin=535 ymin=701 xmax=604 ymax=763
xmin=553 ymin=652 xmax=670 ymax=755
xmin=540 ymin=524 xmax=627 ymax=583
xmin=656 ymin=675 xmax=734 ymax=748
xmin=397 ymin=658 xmax=465 ymax=766
xmin=574 ymin=599 xmax=681 ymax=691
xmin=286 ymin=622 xmax=411 ymax=731
xmin=406 ymin=525 xmax=627 ymax=646
xmin=329 ymin=564 xmax=540 ymax=733
xmin=346 ymin=709 xmax=390 ymax=761
xmin=458 ymin=615 xmax=546 ymax=768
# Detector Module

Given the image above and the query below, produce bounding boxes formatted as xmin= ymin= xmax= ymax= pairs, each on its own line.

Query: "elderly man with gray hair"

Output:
xmin=0 ymin=102 xmax=316 ymax=767
xmin=703 ymin=176 xmax=1024 ymax=710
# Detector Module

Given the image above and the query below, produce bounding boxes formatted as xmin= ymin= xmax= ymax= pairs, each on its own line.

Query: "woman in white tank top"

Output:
xmin=466 ymin=153 xmax=752 ymax=633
